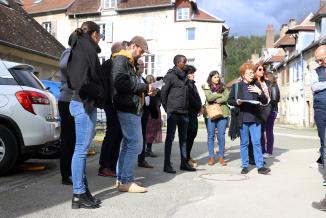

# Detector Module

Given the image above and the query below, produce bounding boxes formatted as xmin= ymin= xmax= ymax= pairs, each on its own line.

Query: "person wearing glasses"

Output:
xmin=113 ymin=36 xmax=155 ymax=193
xmin=311 ymin=45 xmax=326 ymax=185
xmin=227 ymin=62 xmax=271 ymax=175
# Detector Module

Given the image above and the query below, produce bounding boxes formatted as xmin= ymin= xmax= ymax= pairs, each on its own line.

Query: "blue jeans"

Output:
xmin=164 ymin=113 xmax=189 ymax=164
xmin=239 ymin=122 xmax=264 ymax=169
xmin=69 ymin=100 xmax=96 ymax=194
xmin=207 ymin=117 xmax=228 ymax=158
xmin=314 ymin=107 xmax=326 ymax=164
xmin=117 ymin=111 xmax=143 ymax=184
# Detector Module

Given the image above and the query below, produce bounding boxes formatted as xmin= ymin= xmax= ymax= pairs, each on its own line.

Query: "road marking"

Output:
xmin=274 ymin=132 xmax=319 ymax=139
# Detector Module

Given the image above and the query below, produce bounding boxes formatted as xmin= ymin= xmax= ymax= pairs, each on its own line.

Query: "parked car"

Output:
xmin=0 ymin=60 xmax=60 ymax=175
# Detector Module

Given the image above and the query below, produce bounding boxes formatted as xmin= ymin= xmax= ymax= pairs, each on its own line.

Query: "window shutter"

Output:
xmin=51 ymin=20 xmax=57 ymax=38
xmin=155 ymin=55 xmax=162 ymax=77
xmin=105 ymin=21 xmax=113 ymax=42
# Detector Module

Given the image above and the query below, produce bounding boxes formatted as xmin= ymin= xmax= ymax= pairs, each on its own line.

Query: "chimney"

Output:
xmin=288 ymin=18 xmax=297 ymax=28
xmin=321 ymin=0 xmax=326 ymax=8
xmin=266 ymin=24 xmax=275 ymax=48
xmin=279 ymin=24 xmax=289 ymax=38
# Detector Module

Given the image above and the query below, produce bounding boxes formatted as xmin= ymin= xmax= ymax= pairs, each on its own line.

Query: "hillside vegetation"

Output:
xmin=224 ymin=36 xmax=265 ymax=82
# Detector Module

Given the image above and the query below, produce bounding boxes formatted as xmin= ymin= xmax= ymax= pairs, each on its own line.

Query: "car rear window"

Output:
xmin=9 ymin=68 xmax=45 ymax=91
xmin=0 ymin=76 xmax=18 ymax=85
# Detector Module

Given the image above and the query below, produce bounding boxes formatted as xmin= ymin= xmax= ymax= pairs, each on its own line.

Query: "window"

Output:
xmin=103 ymin=0 xmax=116 ymax=9
xmin=98 ymin=23 xmax=106 ymax=41
xmin=97 ymin=21 xmax=113 ymax=42
xmin=42 ymin=22 xmax=51 ymax=33
xmin=186 ymin=28 xmax=195 ymax=40
xmin=144 ymin=55 xmax=155 ymax=75
xmin=176 ymin=8 xmax=190 ymax=21
xmin=187 ymin=58 xmax=195 ymax=66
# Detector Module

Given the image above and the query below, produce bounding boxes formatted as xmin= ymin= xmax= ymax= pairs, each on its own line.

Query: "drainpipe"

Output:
xmin=301 ymin=52 xmax=306 ymax=127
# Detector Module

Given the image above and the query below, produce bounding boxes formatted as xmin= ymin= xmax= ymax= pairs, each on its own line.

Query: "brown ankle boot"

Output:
xmin=218 ymin=157 xmax=227 ymax=166
xmin=208 ymin=157 xmax=215 ymax=166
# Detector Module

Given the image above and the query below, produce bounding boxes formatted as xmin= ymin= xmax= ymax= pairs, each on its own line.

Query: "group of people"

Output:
xmin=58 ymin=21 xmax=284 ymax=210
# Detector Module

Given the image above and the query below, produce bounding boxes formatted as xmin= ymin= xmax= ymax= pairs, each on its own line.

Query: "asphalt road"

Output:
xmin=0 ymin=125 xmax=325 ymax=218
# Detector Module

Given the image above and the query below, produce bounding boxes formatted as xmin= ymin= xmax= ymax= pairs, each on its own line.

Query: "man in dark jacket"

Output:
xmin=161 ymin=55 xmax=196 ymax=173
xmin=113 ymin=36 xmax=155 ymax=193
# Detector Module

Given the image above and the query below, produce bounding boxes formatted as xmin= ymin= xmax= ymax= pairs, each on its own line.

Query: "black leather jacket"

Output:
xmin=113 ymin=55 xmax=148 ymax=115
xmin=269 ymin=83 xmax=280 ymax=112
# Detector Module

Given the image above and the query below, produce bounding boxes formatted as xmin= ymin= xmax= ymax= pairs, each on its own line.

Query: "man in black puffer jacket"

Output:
xmin=161 ymin=54 xmax=196 ymax=173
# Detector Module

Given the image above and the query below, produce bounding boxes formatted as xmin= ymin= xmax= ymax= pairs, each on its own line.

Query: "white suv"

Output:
xmin=0 ymin=60 xmax=60 ymax=175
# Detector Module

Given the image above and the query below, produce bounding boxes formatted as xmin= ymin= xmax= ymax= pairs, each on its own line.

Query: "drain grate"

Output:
xmin=199 ymin=173 xmax=249 ymax=181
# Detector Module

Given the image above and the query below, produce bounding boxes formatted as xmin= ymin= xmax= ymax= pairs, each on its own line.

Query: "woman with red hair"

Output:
xmin=228 ymin=62 xmax=271 ymax=175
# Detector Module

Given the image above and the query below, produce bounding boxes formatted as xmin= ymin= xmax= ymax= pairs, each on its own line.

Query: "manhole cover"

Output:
xmin=199 ymin=173 xmax=248 ymax=181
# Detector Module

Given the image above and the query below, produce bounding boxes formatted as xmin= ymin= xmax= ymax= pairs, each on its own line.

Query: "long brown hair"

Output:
xmin=207 ymin=70 xmax=224 ymax=93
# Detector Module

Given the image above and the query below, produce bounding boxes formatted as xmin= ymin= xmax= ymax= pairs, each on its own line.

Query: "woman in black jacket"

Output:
xmin=67 ymin=21 xmax=102 ymax=209
xmin=185 ymin=65 xmax=202 ymax=167
xmin=228 ymin=62 xmax=271 ymax=175
xmin=264 ymin=71 xmax=280 ymax=157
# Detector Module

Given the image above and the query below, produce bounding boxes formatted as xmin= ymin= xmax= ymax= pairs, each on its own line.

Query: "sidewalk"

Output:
xmin=3 ymin=127 xmax=322 ymax=218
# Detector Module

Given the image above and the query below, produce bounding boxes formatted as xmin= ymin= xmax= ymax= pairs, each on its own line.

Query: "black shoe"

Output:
xmin=71 ymin=193 xmax=100 ymax=209
xmin=145 ymin=150 xmax=157 ymax=158
xmin=180 ymin=161 xmax=196 ymax=172
xmin=258 ymin=167 xmax=271 ymax=174
xmin=164 ymin=162 xmax=176 ymax=174
xmin=249 ymin=160 xmax=266 ymax=165
xmin=241 ymin=168 xmax=249 ymax=174
xmin=62 ymin=176 xmax=72 ymax=185
xmin=138 ymin=160 xmax=154 ymax=168
xmin=317 ymin=156 xmax=323 ymax=164
xmin=86 ymin=189 xmax=102 ymax=204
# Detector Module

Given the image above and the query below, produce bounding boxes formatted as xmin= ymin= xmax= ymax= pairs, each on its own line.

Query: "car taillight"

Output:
xmin=15 ymin=91 xmax=50 ymax=114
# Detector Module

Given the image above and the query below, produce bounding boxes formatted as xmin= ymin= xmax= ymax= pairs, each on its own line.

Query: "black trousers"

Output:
xmin=164 ymin=113 xmax=189 ymax=165
xmin=138 ymin=108 xmax=150 ymax=162
xmin=58 ymin=101 xmax=76 ymax=178
xmin=186 ymin=113 xmax=198 ymax=160
xmin=99 ymin=104 xmax=123 ymax=171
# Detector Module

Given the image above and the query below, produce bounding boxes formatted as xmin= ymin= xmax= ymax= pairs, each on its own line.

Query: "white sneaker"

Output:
xmin=263 ymin=153 xmax=270 ymax=158
xmin=309 ymin=162 xmax=323 ymax=168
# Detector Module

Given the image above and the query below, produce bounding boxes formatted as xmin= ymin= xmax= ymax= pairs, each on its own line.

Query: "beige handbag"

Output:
xmin=206 ymin=103 xmax=223 ymax=120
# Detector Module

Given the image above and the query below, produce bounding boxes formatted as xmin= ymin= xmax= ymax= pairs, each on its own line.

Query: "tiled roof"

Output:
xmin=265 ymin=55 xmax=285 ymax=63
xmin=67 ymin=0 xmax=100 ymax=15
xmin=311 ymin=4 xmax=326 ymax=21
xmin=274 ymin=35 xmax=295 ymax=48
xmin=0 ymin=1 xmax=65 ymax=59
xmin=23 ymin=0 xmax=74 ymax=14
xmin=286 ymin=25 xmax=315 ymax=34
xmin=192 ymin=8 xmax=224 ymax=22
xmin=117 ymin=0 xmax=171 ymax=10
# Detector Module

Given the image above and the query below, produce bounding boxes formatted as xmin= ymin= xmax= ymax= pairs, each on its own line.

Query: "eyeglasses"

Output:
xmin=245 ymin=71 xmax=254 ymax=76
xmin=316 ymin=57 xmax=326 ymax=64
xmin=257 ymin=68 xmax=264 ymax=71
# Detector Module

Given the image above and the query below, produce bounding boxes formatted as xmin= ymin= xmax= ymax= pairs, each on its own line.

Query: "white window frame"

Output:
xmin=176 ymin=8 xmax=190 ymax=21
xmin=103 ymin=0 xmax=116 ymax=9
xmin=186 ymin=27 xmax=195 ymax=40
xmin=98 ymin=23 xmax=106 ymax=41
xmin=42 ymin=22 xmax=52 ymax=34
xmin=144 ymin=55 xmax=155 ymax=75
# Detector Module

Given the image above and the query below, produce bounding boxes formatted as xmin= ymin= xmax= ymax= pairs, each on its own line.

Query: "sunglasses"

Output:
xmin=257 ymin=68 xmax=264 ymax=71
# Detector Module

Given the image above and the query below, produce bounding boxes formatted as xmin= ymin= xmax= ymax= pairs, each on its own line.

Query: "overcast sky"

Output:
xmin=196 ymin=0 xmax=320 ymax=36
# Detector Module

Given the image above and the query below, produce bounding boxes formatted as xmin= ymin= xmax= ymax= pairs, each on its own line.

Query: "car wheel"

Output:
xmin=0 ymin=124 xmax=18 ymax=176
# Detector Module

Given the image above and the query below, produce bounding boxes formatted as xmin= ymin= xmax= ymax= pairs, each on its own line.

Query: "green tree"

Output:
xmin=224 ymin=36 xmax=265 ymax=83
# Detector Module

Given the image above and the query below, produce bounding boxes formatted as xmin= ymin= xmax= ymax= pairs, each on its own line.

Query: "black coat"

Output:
xmin=188 ymin=80 xmax=202 ymax=115
xmin=227 ymin=80 xmax=268 ymax=126
xmin=268 ymin=83 xmax=280 ymax=112
xmin=113 ymin=55 xmax=148 ymax=115
xmin=161 ymin=67 xmax=189 ymax=114
xmin=67 ymin=33 xmax=101 ymax=102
